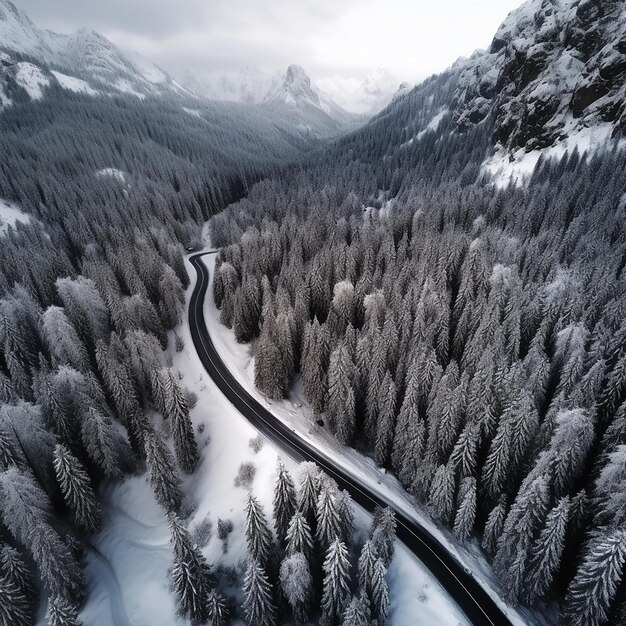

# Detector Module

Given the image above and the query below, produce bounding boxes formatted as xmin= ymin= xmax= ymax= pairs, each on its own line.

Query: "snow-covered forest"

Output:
xmin=1 ymin=0 xmax=626 ymax=624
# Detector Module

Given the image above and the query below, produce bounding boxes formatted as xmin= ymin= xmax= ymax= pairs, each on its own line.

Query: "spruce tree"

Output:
xmin=563 ymin=528 xmax=626 ymax=626
xmin=0 ymin=573 xmax=30 ymax=626
xmin=340 ymin=593 xmax=371 ymax=626
xmin=298 ymin=462 xmax=320 ymax=533
xmin=453 ymin=477 xmax=477 ymax=541
xmin=357 ymin=540 xmax=378 ymax=598
xmin=145 ymin=430 xmax=183 ymax=512
xmin=242 ymin=560 xmax=276 ymax=626
xmin=370 ymin=558 xmax=390 ymax=625
xmin=245 ymin=496 xmax=275 ymax=571
xmin=286 ymin=511 xmax=314 ymax=563
xmin=207 ymin=590 xmax=229 ymax=626
xmin=316 ymin=482 xmax=342 ymax=553
xmin=45 ymin=595 xmax=83 ymax=626
xmin=273 ymin=461 xmax=297 ymax=547
xmin=53 ymin=444 xmax=102 ymax=534
xmin=167 ymin=512 xmax=212 ymax=622
xmin=371 ymin=507 xmax=396 ymax=567
xmin=320 ymin=539 xmax=351 ymax=626
xmin=482 ymin=496 xmax=508 ymax=556
xmin=164 ymin=372 xmax=198 ymax=473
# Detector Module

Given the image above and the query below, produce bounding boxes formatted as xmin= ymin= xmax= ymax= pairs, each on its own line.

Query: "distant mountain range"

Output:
xmin=0 ymin=0 xmax=363 ymax=137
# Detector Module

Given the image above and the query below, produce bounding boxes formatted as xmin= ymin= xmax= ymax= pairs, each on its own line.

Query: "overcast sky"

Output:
xmin=19 ymin=0 xmax=522 ymax=84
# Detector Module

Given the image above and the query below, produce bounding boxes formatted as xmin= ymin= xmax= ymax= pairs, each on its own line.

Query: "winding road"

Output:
xmin=188 ymin=252 xmax=514 ymax=626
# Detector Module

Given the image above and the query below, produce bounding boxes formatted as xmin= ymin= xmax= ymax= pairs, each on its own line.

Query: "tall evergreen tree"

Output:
xmin=242 ymin=560 xmax=276 ymax=626
xmin=245 ymin=496 xmax=275 ymax=571
xmin=273 ymin=461 xmax=297 ymax=547
xmin=320 ymin=539 xmax=351 ymax=626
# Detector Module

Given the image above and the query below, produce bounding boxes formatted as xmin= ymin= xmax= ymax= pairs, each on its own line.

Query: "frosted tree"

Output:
xmin=371 ymin=507 xmax=396 ymax=567
xmin=245 ymin=496 xmax=275 ymax=571
xmin=316 ymin=481 xmax=342 ymax=552
xmin=482 ymin=496 xmax=508 ymax=556
xmin=524 ymin=496 xmax=571 ymax=603
xmin=45 ymin=595 xmax=83 ymax=626
xmin=80 ymin=407 xmax=127 ymax=479
xmin=335 ymin=490 xmax=355 ymax=545
xmin=594 ymin=444 xmax=626 ymax=526
xmin=340 ymin=593 xmax=371 ymax=626
xmin=42 ymin=306 xmax=90 ymax=372
xmin=327 ymin=343 xmax=356 ymax=444
xmin=0 ymin=574 xmax=30 ymax=626
xmin=286 ymin=511 xmax=314 ymax=563
xmin=320 ymin=539 xmax=351 ymax=626
xmin=255 ymin=318 xmax=288 ymax=400
xmin=370 ymin=558 xmax=390 ymax=625
xmin=0 ymin=426 xmax=17 ymax=470
xmin=357 ymin=540 xmax=378 ymax=598
xmin=428 ymin=463 xmax=456 ymax=525
xmin=301 ymin=319 xmax=329 ymax=414
xmin=242 ymin=560 xmax=276 ymax=626
xmin=563 ymin=528 xmax=626 ymax=626
xmin=280 ymin=552 xmax=313 ymax=624
xmin=145 ymin=429 xmax=183 ymax=512
xmin=0 ymin=545 xmax=34 ymax=604
xmin=167 ymin=512 xmax=212 ymax=622
xmin=374 ymin=371 xmax=397 ymax=466
xmin=207 ymin=590 xmax=229 ymax=626
xmin=273 ymin=461 xmax=297 ymax=547
xmin=298 ymin=462 xmax=320 ymax=532
xmin=163 ymin=371 xmax=198 ymax=473
xmin=53 ymin=444 xmax=102 ymax=534
xmin=453 ymin=477 xmax=476 ymax=541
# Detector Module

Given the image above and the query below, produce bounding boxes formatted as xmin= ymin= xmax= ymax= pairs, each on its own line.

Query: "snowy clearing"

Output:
xmin=51 ymin=70 xmax=99 ymax=96
xmin=15 ymin=62 xmax=49 ymax=100
xmin=0 ymin=199 xmax=31 ymax=235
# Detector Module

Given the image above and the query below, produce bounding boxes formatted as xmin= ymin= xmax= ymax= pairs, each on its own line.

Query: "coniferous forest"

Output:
xmin=1 ymin=0 xmax=626 ymax=625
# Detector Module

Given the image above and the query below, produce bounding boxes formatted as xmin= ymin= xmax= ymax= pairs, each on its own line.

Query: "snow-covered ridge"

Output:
xmin=453 ymin=0 xmax=626 ymax=151
xmin=0 ymin=0 xmax=183 ymax=105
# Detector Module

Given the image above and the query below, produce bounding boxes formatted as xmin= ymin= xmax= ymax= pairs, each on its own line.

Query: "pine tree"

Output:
xmin=357 ymin=540 xmax=378 ymax=598
xmin=563 ymin=528 xmax=626 ymax=626
xmin=429 ymin=463 xmax=456 ymax=525
xmin=317 ymin=482 xmax=342 ymax=553
xmin=167 ymin=512 xmax=212 ymax=622
xmin=453 ymin=477 xmax=476 ymax=541
xmin=145 ymin=430 xmax=183 ymax=512
xmin=524 ymin=497 xmax=571 ymax=603
xmin=280 ymin=552 xmax=313 ymax=625
xmin=164 ymin=372 xmax=199 ymax=473
xmin=45 ymin=595 xmax=83 ymax=626
xmin=370 ymin=558 xmax=390 ymax=625
xmin=298 ymin=462 xmax=320 ymax=532
xmin=371 ymin=507 xmax=396 ymax=567
xmin=340 ymin=593 xmax=371 ymax=626
xmin=0 ymin=427 xmax=17 ymax=470
xmin=320 ymin=540 xmax=351 ymax=626
xmin=327 ymin=344 xmax=356 ymax=444
xmin=273 ymin=461 xmax=297 ymax=547
xmin=207 ymin=590 xmax=229 ymax=626
xmin=0 ymin=545 xmax=34 ymax=604
xmin=80 ymin=407 xmax=126 ymax=479
xmin=374 ymin=371 xmax=397 ymax=466
xmin=53 ymin=444 xmax=102 ymax=534
xmin=242 ymin=560 xmax=276 ymax=626
xmin=286 ymin=512 xmax=314 ymax=563
xmin=245 ymin=496 xmax=275 ymax=570
xmin=482 ymin=496 xmax=508 ymax=556
xmin=0 ymin=572 xmax=30 ymax=626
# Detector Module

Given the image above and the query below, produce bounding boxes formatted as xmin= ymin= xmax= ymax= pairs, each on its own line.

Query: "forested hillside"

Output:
xmin=210 ymin=16 xmax=626 ymax=620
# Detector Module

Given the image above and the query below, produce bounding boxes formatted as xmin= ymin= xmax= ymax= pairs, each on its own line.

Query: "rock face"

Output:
xmin=453 ymin=0 xmax=626 ymax=151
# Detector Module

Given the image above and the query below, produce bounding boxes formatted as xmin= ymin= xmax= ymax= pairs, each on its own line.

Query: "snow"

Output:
xmin=51 ymin=70 xmax=98 ymax=96
xmin=0 ymin=199 xmax=31 ymax=235
xmin=483 ymin=124 xmax=623 ymax=188
xmin=14 ymin=62 xmax=49 ymax=100
xmin=202 ymin=253 xmax=541 ymax=626
xmin=96 ymin=168 xmax=127 ymax=183
xmin=400 ymin=108 xmax=448 ymax=148
xmin=182 ymin=107 xmax=203 ymax=119
xmin=113 ymin=79 xmax=146 ymax=100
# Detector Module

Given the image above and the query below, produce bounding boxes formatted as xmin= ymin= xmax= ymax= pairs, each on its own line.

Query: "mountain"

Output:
xmin=186 ymin=64 xmax=362 ymax=136
xmin=453 ymin=0 xmax=626 ymax=151
xmin=0 ymin=0 xmax=190 ymax=107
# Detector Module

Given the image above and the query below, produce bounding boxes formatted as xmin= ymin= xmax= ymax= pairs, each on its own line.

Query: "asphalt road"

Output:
xmin=188 ymin=252 xmax=515 ymax=626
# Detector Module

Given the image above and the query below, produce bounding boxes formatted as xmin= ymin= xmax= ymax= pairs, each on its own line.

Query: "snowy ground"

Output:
xmin=202 ymin=253 xmax=546 ymax=626
xmin=73 ymin=250 xmax=473 ymax=626
xmin=0 ymin=199 xmax=31 ymax=235
xmin=482 ymin=123 xmax=623 ymax=188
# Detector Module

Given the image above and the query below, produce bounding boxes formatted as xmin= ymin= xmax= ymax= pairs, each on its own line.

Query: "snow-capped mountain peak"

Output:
xmin=265 ymin=64 xmax=322 ymax=108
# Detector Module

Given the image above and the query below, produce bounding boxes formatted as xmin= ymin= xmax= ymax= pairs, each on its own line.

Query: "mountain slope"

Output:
xmin=0 ymin=0 xmax=189 ymax=104
xmin=453 ymin=0 xmax=626 ymax=151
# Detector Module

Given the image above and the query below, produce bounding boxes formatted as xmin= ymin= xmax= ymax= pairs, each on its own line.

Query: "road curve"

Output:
xmin=188 ymin=252 xmax=514 ymax=626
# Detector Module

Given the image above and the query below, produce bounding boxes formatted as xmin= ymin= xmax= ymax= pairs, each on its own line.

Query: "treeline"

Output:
xmin=242 ymin=461 xmax=396 ymax=626
xmin=213 ymin=142 xmax=626 ymax=625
